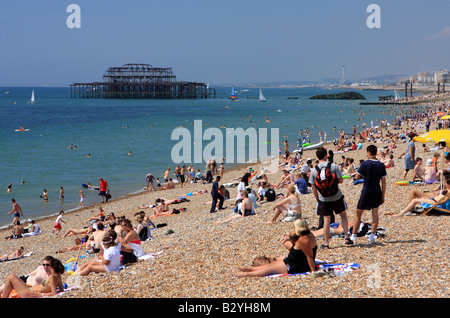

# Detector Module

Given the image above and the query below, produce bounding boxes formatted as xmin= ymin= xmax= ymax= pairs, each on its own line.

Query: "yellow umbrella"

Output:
xmin=413 ymin=130 xmax=450 ymax=145
xmin=414 ymin=130 xmax=450 ymax=190
xmin=441 ymin=115 xmax=450 ymax=120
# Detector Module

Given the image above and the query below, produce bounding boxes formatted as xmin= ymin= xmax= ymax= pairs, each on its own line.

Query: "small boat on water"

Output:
xmin=230 ymin=86 xmax=238 ymax=101
xmin=293 ymin=141 xmax=325 ymax=152
xmin=27 ymin=90 xmax=35 ymax=104
xmin=15 ymin=126 xmax=30 ymax=132
xmin=258 ymin=89 xmax=266 ymax=102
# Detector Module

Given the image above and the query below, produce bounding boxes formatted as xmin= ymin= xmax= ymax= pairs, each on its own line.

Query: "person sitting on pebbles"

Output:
xmin=234 ymin=219 xmax=317 ymax=277
xmin=388 ymin=174 xmax=450 ymax=217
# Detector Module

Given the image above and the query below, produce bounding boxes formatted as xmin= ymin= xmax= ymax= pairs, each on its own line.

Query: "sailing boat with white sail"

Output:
xmin=258 ymin=89 xmax=266 ymax=102
xmin=28 ymin=90 xmax=35 ymax=104
xmin=394 ymin=89 xmax=400 ymax=101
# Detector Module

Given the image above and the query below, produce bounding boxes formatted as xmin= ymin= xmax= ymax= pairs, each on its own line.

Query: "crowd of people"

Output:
xmin=2 ymin=98 xmax=450 ymax=296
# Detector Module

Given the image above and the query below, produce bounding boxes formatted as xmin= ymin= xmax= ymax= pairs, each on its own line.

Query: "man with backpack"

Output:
xmin=309 ymin=147 xmax=352 ymax=248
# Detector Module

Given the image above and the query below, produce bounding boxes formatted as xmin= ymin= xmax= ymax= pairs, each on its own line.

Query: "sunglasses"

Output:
xmin=42 ymin=263 xmax=51 ymax=267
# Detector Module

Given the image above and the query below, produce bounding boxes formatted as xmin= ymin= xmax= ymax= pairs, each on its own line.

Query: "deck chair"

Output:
xmin=420 ymin=191 xmax=450 ymax=216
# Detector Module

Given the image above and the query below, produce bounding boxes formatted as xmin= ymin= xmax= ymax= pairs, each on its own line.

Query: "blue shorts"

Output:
xmin=357 ymin=191 xmax=382 ymax=210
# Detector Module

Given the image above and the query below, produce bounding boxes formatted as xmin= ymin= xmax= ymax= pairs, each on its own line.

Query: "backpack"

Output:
xmin=265 ymin=188 xmax=276 ymax=202
xmin=314 ymin=162 xmax=339 ymax=197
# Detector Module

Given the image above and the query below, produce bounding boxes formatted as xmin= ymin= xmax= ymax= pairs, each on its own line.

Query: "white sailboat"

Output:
xmin=28 ymin=90 xmax=35 ymax=104
xmin=258 ymin=89 xmax=266 ymax=102
xmin=394 ymin=89 xmax=400 ymax=101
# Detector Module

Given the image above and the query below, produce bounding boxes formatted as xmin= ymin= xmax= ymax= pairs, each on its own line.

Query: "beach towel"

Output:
xmin=266 ymin=261 xmax=360 ymax=278
xmin=0 ymin=252 xmax=33 ymax=262
xmin=421 ymin=199 xmax=450 ymax=210
xmin=138 ymin=251 xmax=163 ymax=261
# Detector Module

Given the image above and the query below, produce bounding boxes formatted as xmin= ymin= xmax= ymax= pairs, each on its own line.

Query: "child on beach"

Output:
xmin=79 ymin=190 xmax=85 ymax=206
xmin=53 ymin=210 xmax=65 ymax=235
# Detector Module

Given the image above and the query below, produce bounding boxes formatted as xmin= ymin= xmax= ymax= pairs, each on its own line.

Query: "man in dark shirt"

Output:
xmin=351 ymin=144 xmax=387 ymax=244
xmin=210 ymin=176 xmax=225 ymax=213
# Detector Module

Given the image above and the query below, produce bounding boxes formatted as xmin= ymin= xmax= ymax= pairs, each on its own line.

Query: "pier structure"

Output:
xmin=70 ymin=63 xmax=215 ymax=99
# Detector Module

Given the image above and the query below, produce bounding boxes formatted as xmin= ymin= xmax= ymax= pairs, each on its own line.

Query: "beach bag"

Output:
xmin=265 ymin=188 xmax=276 ymax=202
xmin=120 ymin=250 xmax=137 ymax=265
xmin=314 ymin=162 xmax=339 ymax=197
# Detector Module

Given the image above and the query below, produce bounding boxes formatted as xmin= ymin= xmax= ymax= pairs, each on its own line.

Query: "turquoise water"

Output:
xmin=0 ymin=86 xmax=402 ymax=227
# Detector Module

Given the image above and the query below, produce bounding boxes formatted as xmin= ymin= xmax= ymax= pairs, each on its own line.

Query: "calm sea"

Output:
xmin=0 ymin=86 xmax=405 ymax=228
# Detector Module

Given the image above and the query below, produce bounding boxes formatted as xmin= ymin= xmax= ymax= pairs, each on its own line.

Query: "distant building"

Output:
xmin=409 ymin=69 xmax=449 ymax=85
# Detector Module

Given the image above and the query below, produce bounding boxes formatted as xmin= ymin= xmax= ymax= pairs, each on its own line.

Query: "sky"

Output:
xmin=1 ymin=0 xmax=450 ymax=86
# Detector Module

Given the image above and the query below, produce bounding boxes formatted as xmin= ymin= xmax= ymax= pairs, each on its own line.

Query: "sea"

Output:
xmin=0 ymin=86 xmax=413 ymax=228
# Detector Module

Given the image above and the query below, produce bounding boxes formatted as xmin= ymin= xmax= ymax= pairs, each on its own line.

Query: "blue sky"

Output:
xmin=1 ymin=0 xmax=450 ymax=85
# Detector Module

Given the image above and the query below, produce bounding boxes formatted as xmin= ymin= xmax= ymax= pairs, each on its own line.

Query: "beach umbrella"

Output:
xmin=441 ymin=115 xmax=450 ymax=120
xmin=414 ymin=130 xmax=450 ymax=189
xmin=414 ymin=129 xmax=450 ymax=145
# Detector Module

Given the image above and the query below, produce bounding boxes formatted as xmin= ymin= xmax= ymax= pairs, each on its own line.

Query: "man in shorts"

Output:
xmin=351 ymin=144 xmax=386 ymax=244
xmin=309 ymin=147 xmax=352 ymax=248
xmin=7 ymin=199 xmax=23 ymax=225
xmin=99 ymin=178 xmax=108 ymax=203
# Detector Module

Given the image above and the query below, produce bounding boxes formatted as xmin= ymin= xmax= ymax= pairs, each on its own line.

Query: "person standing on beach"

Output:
xmin=180 ymin=165 xmax=186 ymax=188
xmin=79 ymin=190 xmax=85 ymax=206
xmin=7 ymin=199 xmax=23 ymax=225
xmin=210 ymin=176 xmax=225 ymax=213
xmin=163 ymin=168 xmax=170 ymax=183
xmin=145 ymin=173 xmax=155 ymax=191
xmin=53 ymin=210 xmax=65 ymax=235
xmin=309 ymin=147 xmax=352 ymax=248
xmin=219 ymin=158 xmax=225 ymax=179
xmin=350 ymin=145 xmax=386 ymax=244
xmin=59 ymin=187 xmax=64 ymax=204
xmin=398 ymin=133 xmax=416 ymax=180
xmin=99 ymin=178 xmax=108 ymax=203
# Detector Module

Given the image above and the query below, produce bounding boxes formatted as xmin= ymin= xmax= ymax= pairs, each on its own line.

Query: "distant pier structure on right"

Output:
xmin=70 ymin=63 xmax=215 ymax=99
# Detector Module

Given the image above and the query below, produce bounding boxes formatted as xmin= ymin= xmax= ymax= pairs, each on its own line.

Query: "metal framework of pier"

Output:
xmin=70 ymin=63 xmax=215 ymax=99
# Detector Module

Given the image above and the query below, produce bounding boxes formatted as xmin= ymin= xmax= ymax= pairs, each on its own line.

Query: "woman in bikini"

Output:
xmin=266 ymin=185 xmax=302 ymax=223
xmin=119 ymin=219 xmax=144 ymax=258
xmin=390 ymin=175 xmax=450 ymax=217
xmin=235 ymin=218 xmax=317 ymax=277
xmin=1 ymin=257 xmax=64 ymax=298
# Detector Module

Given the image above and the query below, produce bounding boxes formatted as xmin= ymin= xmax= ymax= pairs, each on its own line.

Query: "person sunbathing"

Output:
xmin=235 ymin=219 xmax=317 ymax=277
xmin=84 ymin=207 xmax=106 ymax=224
xmin=56 ymin=236 xmax=88 ymax=253
xmin=0 ymin=246 xmax=24 ymax=261
xmin=1 ymin=257 xmax=64 ymax=298
xmin=389 ymin=176 xmax=450 ymax=217
xmin=152 ymin=199 xmax=170 ymax=217
xmin=62 ymin=227 xmax=91 ymax=238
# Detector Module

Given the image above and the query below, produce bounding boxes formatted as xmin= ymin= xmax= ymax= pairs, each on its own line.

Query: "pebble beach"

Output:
xmin=0 ymin=113 xmax=449 ymax=300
